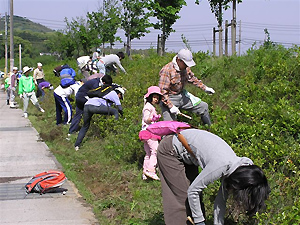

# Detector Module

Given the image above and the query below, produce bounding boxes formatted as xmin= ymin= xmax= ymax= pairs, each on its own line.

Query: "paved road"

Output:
xmin=0 ymin=88 xmax=98 ymax=225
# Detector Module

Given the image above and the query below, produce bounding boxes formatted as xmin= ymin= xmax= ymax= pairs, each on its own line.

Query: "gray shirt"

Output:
xmin=172 ymin=129 xmax=253 ymax=224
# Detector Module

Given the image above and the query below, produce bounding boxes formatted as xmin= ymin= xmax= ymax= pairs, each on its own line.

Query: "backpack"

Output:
xmin=146 ymin=121 xmax=196 ymax=158
xmin=60 ymin=68 xmax=76 ymax=88
xmin=87 ymin=84 xmax=115 ymax=99
xmin=53 ymin=64 xmax=70 ymax=77
xmin=25 ymin=170 xmax=67 ymax=194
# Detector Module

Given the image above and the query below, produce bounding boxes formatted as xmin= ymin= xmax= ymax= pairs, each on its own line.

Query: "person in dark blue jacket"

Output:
xmin=67 ymin=75 xmax=111 ymax=138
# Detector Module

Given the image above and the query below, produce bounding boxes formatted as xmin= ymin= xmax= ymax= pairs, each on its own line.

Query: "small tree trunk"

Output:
xmin=126 ymin=34 xmax=131 ymax=57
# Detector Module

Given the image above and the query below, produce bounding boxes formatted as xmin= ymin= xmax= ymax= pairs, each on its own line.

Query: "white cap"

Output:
xmin=13 ymin=67 xmax=18 ymax=71
xmin=177 ymin=49 xmax=196 ymax=67
xmin=23 ymin=66 xmax=32 ymax=74
xmin=37 ymin=62 xmax=43 ymax=67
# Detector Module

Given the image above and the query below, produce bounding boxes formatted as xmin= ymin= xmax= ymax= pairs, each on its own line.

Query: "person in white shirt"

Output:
xmin=53 ymin=80 xmax=84 ymax=125
xmin=100 ymin=52 xmax=127 ymax=75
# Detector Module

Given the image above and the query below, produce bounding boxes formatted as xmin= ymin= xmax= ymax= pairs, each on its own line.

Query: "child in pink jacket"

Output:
xmin=139 ymin=86 xmax=163 ymax=181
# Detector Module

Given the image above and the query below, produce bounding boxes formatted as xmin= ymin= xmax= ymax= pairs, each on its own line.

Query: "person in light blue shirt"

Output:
xmin=74 ymin=84 xmax=125 ymax=150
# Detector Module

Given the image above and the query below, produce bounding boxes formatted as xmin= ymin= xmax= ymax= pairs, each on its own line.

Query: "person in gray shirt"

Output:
xmin=157 ymin=129 xmax=270 ymax=225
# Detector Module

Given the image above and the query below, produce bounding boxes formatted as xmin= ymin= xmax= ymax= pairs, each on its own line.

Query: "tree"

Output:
xmin=120 ymin=0 xmax=152 ymax=57
xmin=196 ymin=0 xmax=243 ymax=26
xmin=65 ymin=17 xmax=94 ymax=56
xmin=88 ymin=0 xmax=122 ymax=52
xmin=149 ymin=0 xmax=186 ymax=54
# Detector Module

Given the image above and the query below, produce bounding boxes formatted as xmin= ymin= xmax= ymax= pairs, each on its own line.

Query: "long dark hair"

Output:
xmin=145 ymin=93 xmax=162 ymax=104
xmin=224 ymin=165 xmax=270 ymax=216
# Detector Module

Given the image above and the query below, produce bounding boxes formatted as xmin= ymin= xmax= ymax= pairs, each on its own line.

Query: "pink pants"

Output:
xmin=143 ymin=139 xmax=159 ymax=173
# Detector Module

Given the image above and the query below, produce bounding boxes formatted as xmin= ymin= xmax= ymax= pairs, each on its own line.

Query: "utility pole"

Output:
xmin=10 ymin=0 xmax=14 ymax=72
xmin=231 ymin=0 xmax=236 ymax=55
xmin=5 ymin=12 xmax=8 ymax=74
xmin=238 ymin=20 xmax=241 ymax=56
xmin=225 ymin=20 xmax=228 ymax=56
xmin=19 ymin=44 xmax=21 ymax=70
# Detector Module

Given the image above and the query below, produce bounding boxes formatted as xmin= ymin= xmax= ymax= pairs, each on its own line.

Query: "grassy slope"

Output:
xmin=27 ymin=46 xmax=300 ymax=225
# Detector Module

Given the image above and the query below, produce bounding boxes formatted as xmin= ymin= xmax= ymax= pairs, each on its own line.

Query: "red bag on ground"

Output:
xmin=25 ymin=170 xmax=67 ymax=194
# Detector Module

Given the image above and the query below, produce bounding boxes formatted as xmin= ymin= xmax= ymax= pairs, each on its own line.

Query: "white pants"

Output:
xmin=22 ymin=91 xmax=41 ymax=113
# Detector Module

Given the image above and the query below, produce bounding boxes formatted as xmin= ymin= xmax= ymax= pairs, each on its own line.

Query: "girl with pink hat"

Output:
xmin=138 ymin=86 xmax=163 ymax=180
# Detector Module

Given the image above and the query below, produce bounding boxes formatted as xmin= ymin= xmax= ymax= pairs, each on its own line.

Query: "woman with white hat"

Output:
xmin=18 ymin=66 xmax=44 ymax=118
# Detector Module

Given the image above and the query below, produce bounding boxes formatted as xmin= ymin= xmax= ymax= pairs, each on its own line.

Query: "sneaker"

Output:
xmin=144 ymin=171 xmax=160 ymax=181
xmin=10 ymin=104 xmax=16 ymax=108
xmin=23 ymin=113 xmax=28 ymax=118
xmin=142 ymin=174 xmax=148 ymax=180
xmin=66 ymin=133 xmax=71 ymax=141
xmin=40 ymin=108 xmax=45 ymax=113
xmin=75 ymin=146 xmax=79 ymax=151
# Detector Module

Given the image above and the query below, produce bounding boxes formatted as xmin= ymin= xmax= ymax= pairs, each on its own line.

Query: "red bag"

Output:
xmin=25 ymin=170 xmax=67 ymax=194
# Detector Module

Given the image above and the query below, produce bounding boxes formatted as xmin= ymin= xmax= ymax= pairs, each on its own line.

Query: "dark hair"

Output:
xmin=116 ymin=52 xmax=125 ymax=60
xmin=224 ymin=165 xmax=270 ymax=216
xmin=146 ymin=93 xmax=162 ymax=104
xmin=102 ymin=75 xmax=113 ymax=85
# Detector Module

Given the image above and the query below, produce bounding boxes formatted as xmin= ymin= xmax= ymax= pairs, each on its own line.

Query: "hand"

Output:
xmin=205 ymin=86 xmax=215 ymax=94
xmin=151 ymin=114 xmax=161 ymax=122
xmin=19 ymin=94 xmax=23 ymax=98
xmin=170 ymin=105 xmax=180 ymax=115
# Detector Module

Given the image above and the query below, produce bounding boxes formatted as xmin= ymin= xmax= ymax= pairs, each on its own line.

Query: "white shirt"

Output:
xmin=100 ymin=54 xmax=126 ymax=73
xmin=54 ymin=82 xmax=81 ymax=98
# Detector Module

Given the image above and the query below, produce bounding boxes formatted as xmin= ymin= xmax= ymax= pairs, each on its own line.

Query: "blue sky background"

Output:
xmin=1 ymin=0 xmax=299 ymax=54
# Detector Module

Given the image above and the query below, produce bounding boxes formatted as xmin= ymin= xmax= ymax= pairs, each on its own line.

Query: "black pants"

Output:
xmin=68 ymin=95 xmax=87 ymax=134
xmin=74 ymin=104 xmax=119 ymax=147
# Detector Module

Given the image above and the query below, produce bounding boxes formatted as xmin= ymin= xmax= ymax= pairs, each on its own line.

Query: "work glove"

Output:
xmin=151 ymin=114 xmax=161 ymax=122
xmin=205 ymin=86 xmax=215 ymax=94
xmin=170 ymin=105 xmax=180 ymax=115
xmin=19 ymin=94 xmax=23 ymax=98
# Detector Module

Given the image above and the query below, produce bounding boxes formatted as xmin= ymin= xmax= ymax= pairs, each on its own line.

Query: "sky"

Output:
xmin=0 ymin=0 xmax=299 ymax=55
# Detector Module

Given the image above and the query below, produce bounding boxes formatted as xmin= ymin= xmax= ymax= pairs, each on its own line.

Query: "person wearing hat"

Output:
xmin=158 ymin=49 xmax=215 ymax=126
xmin=9 ymin=67 xmax=18 ymax=108
xmin=18 ymin=66 xmax=45 ymax=118
xmin=74 ymin=75 xmax=124 ymax=151
xmin=33 ymin=62 xmax=46 ymax=97
xmin=138 ymin=86 xmax=163 ymax=181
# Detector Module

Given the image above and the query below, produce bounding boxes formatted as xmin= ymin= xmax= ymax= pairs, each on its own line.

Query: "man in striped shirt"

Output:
xmin=158 ymin=49 xmax=215 ymax=126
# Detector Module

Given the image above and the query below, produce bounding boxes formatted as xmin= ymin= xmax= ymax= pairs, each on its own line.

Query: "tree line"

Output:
xmin=49 ymin=0 xmax=241 ymax=58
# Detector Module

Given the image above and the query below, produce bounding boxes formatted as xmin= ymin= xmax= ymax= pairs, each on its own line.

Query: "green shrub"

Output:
xmin=28 ymin=45 xmax=300 ymax=224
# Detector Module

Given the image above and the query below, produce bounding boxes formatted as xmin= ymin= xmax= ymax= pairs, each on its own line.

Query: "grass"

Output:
xmin=14 ymin=44 xmax=300 ymax=224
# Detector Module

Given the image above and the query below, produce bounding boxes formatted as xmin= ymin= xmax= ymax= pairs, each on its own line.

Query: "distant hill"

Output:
xmin=0 ymin=15 xmax=54 ymax=33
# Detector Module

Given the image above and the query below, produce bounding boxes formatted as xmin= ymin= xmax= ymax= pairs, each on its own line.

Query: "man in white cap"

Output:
xmin=158 ymin=49 xmax=215 ymax=126
xmin=33 ymin=62 xmax=46 ymax=97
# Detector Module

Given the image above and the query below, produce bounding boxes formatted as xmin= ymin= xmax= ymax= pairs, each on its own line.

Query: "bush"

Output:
xmin=28 ymin=45 xmax=300 ymax=224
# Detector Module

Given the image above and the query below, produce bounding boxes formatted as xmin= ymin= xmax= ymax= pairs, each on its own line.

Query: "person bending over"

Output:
xmin=157 ymin=128 xmax=270 ymax=225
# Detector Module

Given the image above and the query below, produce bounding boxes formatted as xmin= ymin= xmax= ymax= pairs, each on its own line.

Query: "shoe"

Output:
xmin=6 ymin=100 xmax=9 ymax=105
xmin=40 ymin=108 xmax=45 ymax=113
xmin=75 ymin=146 xmax=79 ymax=151
xmin=10 ymin=104 xmax=16 ymax=108
xmin=142 ymin=174 xmax=148 ymax=180
xmin=144 ymin=171 xmax=160 ymax=181
xmin=23 ymin=113 xmax=28 ymax=118
xmin=66 ymin=134 xmax=71 ymax=141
